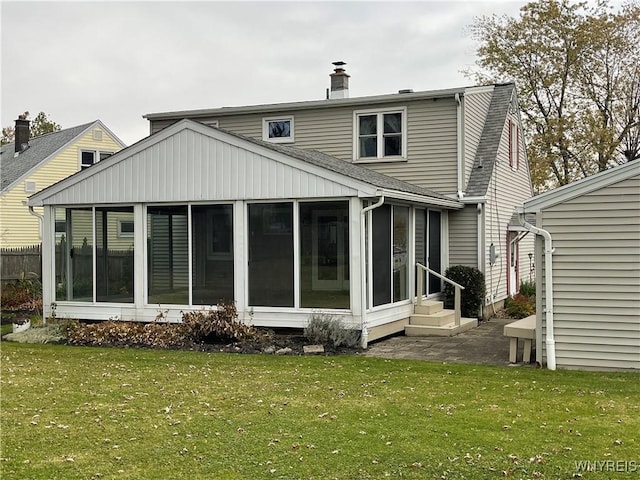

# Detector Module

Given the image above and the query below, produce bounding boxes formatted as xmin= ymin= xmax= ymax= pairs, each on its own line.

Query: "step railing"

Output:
xmin=416 ymin=263 xmax=465 ymax=327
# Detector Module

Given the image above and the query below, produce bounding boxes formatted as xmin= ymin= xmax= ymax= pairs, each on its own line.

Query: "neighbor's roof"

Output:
xmin=465 ymin=83 xmax=516 ymax=197
xmin=0 ymin=121 xmax=125 ymax=193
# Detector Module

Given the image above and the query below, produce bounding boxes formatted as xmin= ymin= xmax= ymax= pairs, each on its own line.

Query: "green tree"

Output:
xmin=468 ymin=0 xmax=640 ymax=192
xmin=1 ymin=111 xmax=62 ymax=145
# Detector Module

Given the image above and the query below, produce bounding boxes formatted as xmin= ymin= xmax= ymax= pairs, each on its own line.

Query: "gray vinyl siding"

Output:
xmin=538 ymin=175 xmax=640 ymax=371
xmin=448 ymin=205 xmax=478 ymax=267
xmin=149 ymin=98 xmax=459 ymax=195
xmin=484 ymin=111 xmax=533 ymax=303
xmin=463 ymin=89 xmax=492 ymax=187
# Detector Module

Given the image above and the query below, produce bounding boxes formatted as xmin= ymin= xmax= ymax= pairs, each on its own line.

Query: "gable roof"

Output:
xmin=522 ymin=160 xmax=640 ymax=212
xmin=464 ymin=83 xmax=516 ymax=197
xmin=0 ymin=120 xmax=125 ymax=193
xmin=29 ymin=119 xmax=463 ymax=209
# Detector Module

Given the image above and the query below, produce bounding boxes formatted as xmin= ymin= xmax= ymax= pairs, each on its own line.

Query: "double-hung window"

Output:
xmin=354 ymin=108 xmax=406 ymax=161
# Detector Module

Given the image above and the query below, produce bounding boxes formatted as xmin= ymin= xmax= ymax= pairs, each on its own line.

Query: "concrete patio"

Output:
xmin=363 ymin=317 xmax=537 ymax=367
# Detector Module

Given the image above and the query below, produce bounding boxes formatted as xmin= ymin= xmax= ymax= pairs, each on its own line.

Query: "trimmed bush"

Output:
xmin=442 ymin=266 xmax=485 ymax=319
xmin=304 ymin=313 xmax=360 ymax=349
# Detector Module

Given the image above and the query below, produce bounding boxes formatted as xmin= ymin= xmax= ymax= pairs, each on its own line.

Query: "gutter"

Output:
xmin=360 ymin=195 xmax=385 ymax=348
xmin=517 ymin=208 xmax=556 ymax=370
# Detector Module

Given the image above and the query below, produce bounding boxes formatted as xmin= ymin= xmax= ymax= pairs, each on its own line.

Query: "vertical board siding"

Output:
xmin=40 ymin=129 xmax=358 ymax=205
xmin=448 ymin=205 xmax=478 ymax=267
xmin=0 ymin=127 xmax=123 ymax=248
xmin=149 ymin=97 xmax=459 ymax=195
xmin=540 ymin=175 xmax=640 ymax=371
xmin=484 ymin=110 xmax=533 ymax=303
xmin=463 ymin=89 xmax=492 ymax=185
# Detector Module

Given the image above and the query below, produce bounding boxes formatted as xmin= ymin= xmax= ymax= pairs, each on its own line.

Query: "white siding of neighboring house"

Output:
xmin=463 ymin=87 xmax=493 ymax=186
xmin=483 ymin=110 xmax=533 ymax=305
xmin=538 ymin=175 xmax=640 ymax=371
xmin=150 ymin=97 xmax=459 ymax=195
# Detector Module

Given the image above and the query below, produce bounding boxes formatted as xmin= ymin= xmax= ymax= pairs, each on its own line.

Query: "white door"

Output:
xmin=508 ymin=232 xmax=518 ymax=295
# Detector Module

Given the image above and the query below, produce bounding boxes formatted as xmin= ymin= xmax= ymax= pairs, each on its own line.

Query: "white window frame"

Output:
xmin=117 ymin=219 xmax=135 ymax=238
xmin=79 ymin=150 xmax=114 ymax=170
xmin=262 ymin=116 xmax=294 ymax=143
xmin=353 ymin=107 xmax=407 ymax=162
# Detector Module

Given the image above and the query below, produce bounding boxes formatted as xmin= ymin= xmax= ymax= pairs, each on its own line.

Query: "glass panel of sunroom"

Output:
xmin=192 ymin=205 xmax=234 ymax=305
xmin=54 ymin=208 xmax=69 ymax=301
xmin=60 ymin=208 xmax=94 ymax=301
xmin=96 ymin=207 xmax=134 ymax=303
xmin=147 ymin=206 xmax=188 ymax=304
xmin=372 ymin=204 xmax=391 ymax=307
xmin=248 ymin=203 xmax=294 ymax=307
xmin=300 ymin=201 xmax=350 ymax=309
xmin=393 ymin=206 xmax=409 ymax=302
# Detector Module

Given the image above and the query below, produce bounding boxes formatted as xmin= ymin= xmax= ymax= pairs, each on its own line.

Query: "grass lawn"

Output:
xmin=1 ymin=343 xmax=639 ymax=479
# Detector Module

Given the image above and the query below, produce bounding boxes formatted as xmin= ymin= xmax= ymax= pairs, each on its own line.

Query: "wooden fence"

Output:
xmin=1 ymin=244 xmax=42 ymax=284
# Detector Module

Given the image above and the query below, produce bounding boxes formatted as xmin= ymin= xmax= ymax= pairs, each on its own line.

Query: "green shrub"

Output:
xmin=304 ymin=313 xmax=360 ymax=349
xmin=442 ymin=266 xmax=486 ymax=318
xmin=504 ymin=293 xmax=535 ymax=319
xmin=519 ymin=280 xmax=536 ymax=297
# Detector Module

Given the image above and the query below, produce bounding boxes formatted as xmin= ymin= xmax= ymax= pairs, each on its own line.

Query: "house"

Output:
xmin=516 ymin=160 xmax=640 ymax=371
xmin=0 ymin=117 xmax=126 ymax=248
xmin=29 ymin=64 xmax=534 ymax=344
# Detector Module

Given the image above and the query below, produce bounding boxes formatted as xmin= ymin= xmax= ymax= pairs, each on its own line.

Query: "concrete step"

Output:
xmin=410 ymin=309 xmax=455 ymax=326
xmin=405 ymin=317 xmax=478 ymax=337
xmin=414 ymin=300 xmax=444 ymax=315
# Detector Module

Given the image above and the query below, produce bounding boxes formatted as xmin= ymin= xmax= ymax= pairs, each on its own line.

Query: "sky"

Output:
xmin=1 ymin=0 xmax=531 ymax=147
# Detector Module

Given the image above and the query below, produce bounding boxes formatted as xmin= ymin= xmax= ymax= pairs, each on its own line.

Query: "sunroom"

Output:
xmin=29 ymin=120 xmax=462 ymax=344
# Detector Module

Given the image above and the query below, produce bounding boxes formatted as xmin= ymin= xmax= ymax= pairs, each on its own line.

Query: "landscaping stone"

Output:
xmin=275 ymin=347 xmax=292 ymax=355
xmin=303 ymin=344 xmax=325 ymax=354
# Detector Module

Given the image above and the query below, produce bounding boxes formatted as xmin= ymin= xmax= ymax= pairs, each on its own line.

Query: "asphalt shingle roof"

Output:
xmin=465 ymin=83 xmax=515 ymax=197
xmin=216 ymin=125 xmax=458 ymax=204
xmin=0 ymin=122 xmax=95 ymax=192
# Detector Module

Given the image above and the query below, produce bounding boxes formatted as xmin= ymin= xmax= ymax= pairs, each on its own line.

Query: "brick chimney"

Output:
xmin=15 ymin=113 xmax=30 ymax=154
xmin=329 ymin=61 xmax=349 ymax=99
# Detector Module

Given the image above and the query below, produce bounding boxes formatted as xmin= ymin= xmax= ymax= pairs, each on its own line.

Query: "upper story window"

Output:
xmin=508 ymin=119 xmax=519 ymax=170
xmin=80 ymin=150 xmax=114 ymax=170
xmin=262 ymin=116 xmax=294 ymax=143
xmin=354 ymin=107 xmax=406 ymax=162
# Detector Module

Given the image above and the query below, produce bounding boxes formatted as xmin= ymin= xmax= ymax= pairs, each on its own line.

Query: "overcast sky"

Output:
xmin=2 ymin=0 xmax=532 ymax=146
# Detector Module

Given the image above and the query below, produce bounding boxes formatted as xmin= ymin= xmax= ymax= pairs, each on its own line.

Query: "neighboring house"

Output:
xmin=517 ymin=160 xmax=640 ymax=371
xmin=29 ymin=64 xmax=534 ymax=344
xmin=0 ymin=117 xmax=126 ymax=248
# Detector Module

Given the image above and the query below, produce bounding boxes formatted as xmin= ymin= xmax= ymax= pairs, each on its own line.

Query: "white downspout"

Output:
xmin=518 ymin=210 xmax=556 ymax=370
xmin=360 ymin=195 xmax=385 ymax=348
xmin=455 ymin=93 xmax=464 ymax=199
xmin=27 ymin=204 xmax=44 ymax=239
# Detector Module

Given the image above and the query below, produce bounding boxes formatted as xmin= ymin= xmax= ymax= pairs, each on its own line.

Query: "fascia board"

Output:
xmin=376 ymin=189 xmax=464 ymax=209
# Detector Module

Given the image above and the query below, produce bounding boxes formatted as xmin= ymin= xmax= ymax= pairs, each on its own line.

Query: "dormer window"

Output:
xmin=262 ymin=116 xmax=294 ymax=143
xmin=354 ymin=107 xmax=406 ymax=162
